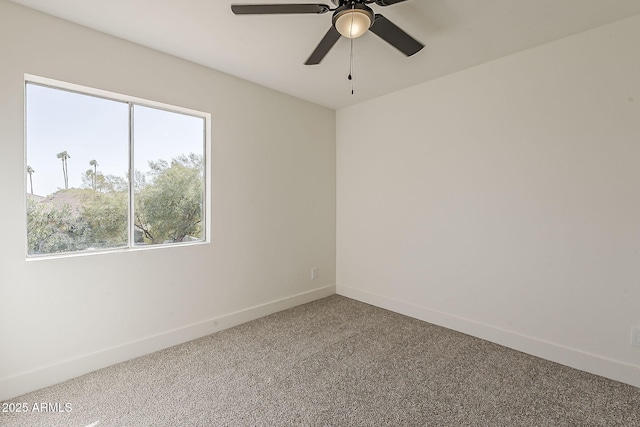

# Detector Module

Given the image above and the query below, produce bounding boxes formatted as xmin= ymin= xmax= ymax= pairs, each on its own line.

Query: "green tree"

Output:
xmin=27 ymin=188 xmax=127 ymax=255
xmin=83 ymin=169 xmax=95 ymax=190
xmin=80 ymin=190 xmax=128 ymax=248
xmin=27 ymin=153 xmax=203 ymax=255
xmin=26 ymin=165 xmax=35 ymax=194
xmin=56 ymin=151 xmax=71 ymax=190
xmin=100 ymin=174 xmax=128 ymax=193
xmin=82 ymin=170 xmax=127 ymax=193
xmin=27 ymin=197 xmax=90 ymax=254
xmin=89 ymin=159 xmax=98 ymax=191
xmin=135 ymin=153 xmax=203 ymax=244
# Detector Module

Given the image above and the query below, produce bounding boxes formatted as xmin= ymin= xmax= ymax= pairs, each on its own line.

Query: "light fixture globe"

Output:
xmin=332 ymin=4 xmax=374 ymax=39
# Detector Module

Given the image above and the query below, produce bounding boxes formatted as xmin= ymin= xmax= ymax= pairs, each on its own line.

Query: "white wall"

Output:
xmin=0 ymin=0 xmax=336 ymax=400
xmin=337 ymin=15 xmax=640 ymax=388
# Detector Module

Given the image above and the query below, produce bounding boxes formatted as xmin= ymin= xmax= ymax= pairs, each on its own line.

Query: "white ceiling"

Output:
xmin=9 ymin=0 xmax=640 ymax=110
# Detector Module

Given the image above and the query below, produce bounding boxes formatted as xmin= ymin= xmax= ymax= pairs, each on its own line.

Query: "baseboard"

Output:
xmin=337 ymin=284 xmax=640 ymax=389
xmin=0 ymin=285 xmax=336 ymax=401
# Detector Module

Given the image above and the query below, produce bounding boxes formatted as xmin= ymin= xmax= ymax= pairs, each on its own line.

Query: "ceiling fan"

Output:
xmin=231 ymin=0 xmax=424 ymax=65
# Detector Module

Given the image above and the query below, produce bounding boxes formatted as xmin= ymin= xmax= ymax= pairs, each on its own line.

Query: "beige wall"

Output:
xmin=0 ymin=0 xmax=336 ymax=400
xmin=337 ymin=15 xmax=640 ymax=388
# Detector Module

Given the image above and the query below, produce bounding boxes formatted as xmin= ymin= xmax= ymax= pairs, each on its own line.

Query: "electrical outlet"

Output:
xmin=632 ymin=328 xmax=640 ymax=348
xmin=311 ymin=267 xmax=318 ymax=280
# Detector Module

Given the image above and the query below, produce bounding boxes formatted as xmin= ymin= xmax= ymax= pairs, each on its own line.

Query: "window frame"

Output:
xmin=24 ymin=74 xmax=212 ymax=259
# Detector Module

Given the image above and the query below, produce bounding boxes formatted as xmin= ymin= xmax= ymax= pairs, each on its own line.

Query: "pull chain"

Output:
xmin=348 ymin=37 xmax=354 ymax=95
xmin=347 ymin=5 xmax=355 ymax=95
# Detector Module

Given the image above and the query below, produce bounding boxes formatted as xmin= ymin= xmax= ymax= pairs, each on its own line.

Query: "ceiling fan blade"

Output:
xmin=369 ymin=14 xmax=424 ymax=57
xmin=374 ymin=0 xmax=409 ymax=5
xmin=231 ymin=4 xmax=331 ymax=14
xmin=305 ymin=26 xmax=341 ymax=65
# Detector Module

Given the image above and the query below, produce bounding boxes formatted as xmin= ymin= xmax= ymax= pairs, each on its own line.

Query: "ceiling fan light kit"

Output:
xmin=333 ymin=4 xmax=374 ymax=39
xmin=231 ymin=0 xmax=424 ymax=65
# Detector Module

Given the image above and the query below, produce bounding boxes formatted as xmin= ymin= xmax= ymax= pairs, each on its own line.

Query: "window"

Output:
xmin=25 ymin=76 xmax=209 ymax=257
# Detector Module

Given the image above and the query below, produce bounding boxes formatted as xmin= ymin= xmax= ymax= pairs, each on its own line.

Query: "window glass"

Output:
xmin=25 ymin=80 xmax=208 ymax=257
xmin=133 ymin=105 xmax=205 ymax=245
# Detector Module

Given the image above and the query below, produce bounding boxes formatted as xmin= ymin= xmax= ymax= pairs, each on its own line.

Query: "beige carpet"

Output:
xmin=2 ymin=295 xmax=639 ymax=426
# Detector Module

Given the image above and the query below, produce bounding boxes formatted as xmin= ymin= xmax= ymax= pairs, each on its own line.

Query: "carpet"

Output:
xmin=2 ymin=295 xmax=639 ymax=426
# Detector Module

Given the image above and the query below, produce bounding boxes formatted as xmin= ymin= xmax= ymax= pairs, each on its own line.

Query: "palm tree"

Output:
xmin=89 ymin=159 xmax=98 ymax=191
xmin=26 ymin=165 xmax=35 ymax=194
xmin=56 ymin=151 xmax=71 ymax=190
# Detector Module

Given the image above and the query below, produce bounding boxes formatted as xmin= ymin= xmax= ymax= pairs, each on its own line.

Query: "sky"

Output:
xmin=26 ymin=83 xmax=205 ymax=197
